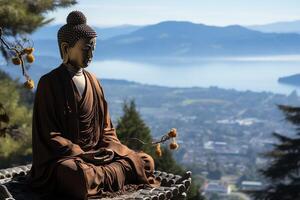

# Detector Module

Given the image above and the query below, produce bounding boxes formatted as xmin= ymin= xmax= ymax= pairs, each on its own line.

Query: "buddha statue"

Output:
xmin=27 ymin=10 xmax=159 ymax=200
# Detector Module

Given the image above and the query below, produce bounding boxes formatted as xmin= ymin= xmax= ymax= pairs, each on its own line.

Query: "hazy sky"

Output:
xmin=47 ymin=0 xmax=300 ymax=27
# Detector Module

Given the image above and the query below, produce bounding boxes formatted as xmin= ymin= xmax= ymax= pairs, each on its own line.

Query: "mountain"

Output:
xmin=278 ymin=74 xmax=300 ymax=86
xmin=31 ymin=24 xmax=142 ymax=40
xmin=248 ymin=20 xmax=300 ymax=33
xmin=94 ymin=25 xmax=143 ymax=40
xmin=95 ymin=21 xmax=300 ymax=59
xmin=32 ymin=21 xmax=300 ymax=59
xmin=31 ymin=24 xmax=142 ymax=57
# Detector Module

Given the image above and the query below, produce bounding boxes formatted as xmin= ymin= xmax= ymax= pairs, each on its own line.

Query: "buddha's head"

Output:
xmin=57 ymin=11 xmax=97 ymax=69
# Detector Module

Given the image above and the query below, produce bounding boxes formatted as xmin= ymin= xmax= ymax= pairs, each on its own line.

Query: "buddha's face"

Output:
xmin=61 ymin=37 xmax=96 ymax=69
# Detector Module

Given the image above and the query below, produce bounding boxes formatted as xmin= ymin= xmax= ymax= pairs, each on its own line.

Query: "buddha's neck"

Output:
xmin=65 ymin=63 xmax=83 ymax=77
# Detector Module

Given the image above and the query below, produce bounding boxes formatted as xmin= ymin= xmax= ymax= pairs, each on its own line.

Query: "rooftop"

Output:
xmin=0 ymin=164 xmax=192 ymax=200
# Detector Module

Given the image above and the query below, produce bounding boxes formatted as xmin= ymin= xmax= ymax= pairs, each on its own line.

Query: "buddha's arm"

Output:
xmin=85 ymin=76 xmax=133 ymax=157
xmin=48 ymin=132 xmax=84 ymax=156
xmin=85 ymin=73 xmax=132 ymax=157
xmin=33 ymin=76 xmax=84 ymax=157
xmin=97 ymin=82 xmax=122 ymax=145
xmin=102 ymin=94 xmax=122 ymax=144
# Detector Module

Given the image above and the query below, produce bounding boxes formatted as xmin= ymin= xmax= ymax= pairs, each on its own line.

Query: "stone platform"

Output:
xmin=0 ymin=164 xmax=192 ymax=200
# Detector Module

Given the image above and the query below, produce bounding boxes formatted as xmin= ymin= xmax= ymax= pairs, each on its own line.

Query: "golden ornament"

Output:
xmin=12 ymin=57 xmax=21 ymax=65
xmin=26 ymin=54 xmax=35 ymax=63
xmin=155 ymin=143 xmax=162 ymax=157
xmin=24 ymin=79 xmax=34 ymax=89
xmin=23 ymin=47 xmax=34 ymax=54
xmin=169 ymin=142 xmax=179 ymax=150
xmin=168 ymin=128 xmax=177 ymax=138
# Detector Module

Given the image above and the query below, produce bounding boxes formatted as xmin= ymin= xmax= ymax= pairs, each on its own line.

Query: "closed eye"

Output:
xmin=83 ymin=44 xmax=95 ymax=51
xmin=82 ymin=46 xmax=91 ymax=51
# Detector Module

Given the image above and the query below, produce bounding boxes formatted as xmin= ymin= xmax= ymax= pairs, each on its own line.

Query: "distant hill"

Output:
xmin=31 ymin=24 xmax=142 ymax=40
xmin=32 ymin=24 xmax=142 ymax=57
xmin=278 ymin=74 xmax=300 ymax=86
xmin=96 ymin=21 xmax=300 ymax=59
xmin=32 ymin=21 xmax=300 ymax=59
xmin=248 ymin=20 xmax=300 ymax=34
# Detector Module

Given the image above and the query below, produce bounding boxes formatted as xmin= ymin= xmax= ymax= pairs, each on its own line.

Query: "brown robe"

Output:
xmin=27 ymin=63 xmax=159 ymax=199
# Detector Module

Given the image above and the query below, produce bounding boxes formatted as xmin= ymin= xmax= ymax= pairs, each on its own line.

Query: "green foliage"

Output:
xmin=0 ymin=0 xmax=77 ymax=62
xmin=0 ymin=0 xmax=77 ymax=36
xmin=209 ymin=193 xmax=220 ymax=200
xmin=0 ymin=70 xmax=33 ymax=167
xmin=116 ymin=99 xmax=153 ymax=153
xmin=253 ymin=105 xmax=300 ymax=200
xmin=0 ymin=0 xmax=76 ymax=168
xmin=116 ymin=99 xmax=203 ymax=199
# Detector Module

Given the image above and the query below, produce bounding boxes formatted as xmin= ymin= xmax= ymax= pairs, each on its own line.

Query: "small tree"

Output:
xmin=253 ymin=105 xmax=300 ymax=200
xmin=116 ymin=99 xmax=153 ymax=153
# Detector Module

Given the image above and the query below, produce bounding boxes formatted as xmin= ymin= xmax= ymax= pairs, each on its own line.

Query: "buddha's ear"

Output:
xmin=61 ymin=42 xmax=70 ymax=64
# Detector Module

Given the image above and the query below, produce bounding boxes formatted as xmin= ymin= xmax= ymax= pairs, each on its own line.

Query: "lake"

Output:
xmin=88 ymin=55 xmax=300 ymax=95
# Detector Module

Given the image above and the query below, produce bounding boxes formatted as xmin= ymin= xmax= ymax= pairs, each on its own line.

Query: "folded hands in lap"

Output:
xmin=79 ymin=148 xmax=114 ymax=165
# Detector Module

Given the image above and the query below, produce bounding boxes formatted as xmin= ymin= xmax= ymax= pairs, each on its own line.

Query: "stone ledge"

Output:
xmin=0 ymin=164 xmax=192 ymax=200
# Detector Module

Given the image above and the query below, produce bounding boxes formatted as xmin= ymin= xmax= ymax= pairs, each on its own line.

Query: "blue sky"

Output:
xmin=47 ymin=0 xmax=300 ymax=27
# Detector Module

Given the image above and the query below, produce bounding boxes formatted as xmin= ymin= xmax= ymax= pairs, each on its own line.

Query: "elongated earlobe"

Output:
xmin=63 ymin=54 xmax=69 ymax=64
xmin=61 ymin=42 xmax=69 ymax=64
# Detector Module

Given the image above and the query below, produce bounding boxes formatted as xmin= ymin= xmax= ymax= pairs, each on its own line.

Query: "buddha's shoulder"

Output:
xmin=39 ymin=65 xmax=66 ymax=83
xmin=84 ymin=69 xmax=97 ymax=79
xmin=84 ymin=69 xmax=102 ymax=84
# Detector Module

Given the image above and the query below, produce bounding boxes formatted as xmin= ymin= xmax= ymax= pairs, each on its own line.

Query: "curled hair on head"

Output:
xmin=57 ymin=11 xmax=97 ymax=58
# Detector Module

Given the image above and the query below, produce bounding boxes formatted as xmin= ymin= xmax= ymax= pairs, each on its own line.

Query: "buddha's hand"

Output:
xmin=93 ymin=148 xmax=114 ymax=165
xmin=79 ymin=148 xmax=114 ymax=165
xmin=78 ymin=150 xmax=100 ymax=164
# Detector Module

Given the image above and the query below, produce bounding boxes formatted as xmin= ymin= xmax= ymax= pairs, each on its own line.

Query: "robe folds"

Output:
xmin=27 ymin=63 xmax=159 ymax=199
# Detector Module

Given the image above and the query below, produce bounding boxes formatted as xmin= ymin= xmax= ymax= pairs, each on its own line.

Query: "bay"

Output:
xmin=88 ymin=55 xmax=300 ymax=95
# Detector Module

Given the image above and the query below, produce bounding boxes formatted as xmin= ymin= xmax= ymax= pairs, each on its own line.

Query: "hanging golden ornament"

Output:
xmin=168 ymin=128 xmax=177 ymax=138
xmin=24 ymin=79 xmax=34 ymax=90
xmin=11 ymin=57 xmax=21 ymax=65
xmin=155 ymin=143 xmax=162 ymax=157
xmin=26 ymin=54 xmax=35 ymax=63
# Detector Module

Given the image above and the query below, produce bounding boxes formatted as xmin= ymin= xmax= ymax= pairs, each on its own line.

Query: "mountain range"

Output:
xmin=248 ymin=20 xmax=300 ymax=33
xmin=31 ymin=24 xmax=141 ymax=40
xmin=31 ymin=21 xmax=300 ymax=60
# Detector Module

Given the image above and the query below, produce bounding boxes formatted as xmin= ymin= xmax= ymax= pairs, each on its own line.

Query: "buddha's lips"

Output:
xmin=83 ymin=59 xmax=92 ymax=67
xmin=84 ymin=57 xmax=92 ymax=63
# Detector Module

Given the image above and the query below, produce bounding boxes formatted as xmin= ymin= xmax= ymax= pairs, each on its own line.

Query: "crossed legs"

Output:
xmin=55 ymin=152 xmax=155 ymax=199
